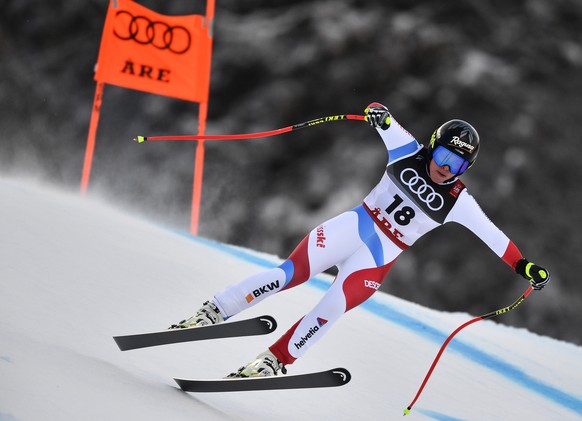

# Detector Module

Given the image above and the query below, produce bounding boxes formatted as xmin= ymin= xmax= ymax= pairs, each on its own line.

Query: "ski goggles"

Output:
xmin=432 ymin=145 xmax=471 ymax=175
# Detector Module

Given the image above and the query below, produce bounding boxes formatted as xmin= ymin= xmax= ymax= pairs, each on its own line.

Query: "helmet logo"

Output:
xmin=400 ymin=168 xmax=444 ymax=211
xmin=449 ymin=136 xmax=475 ymax=153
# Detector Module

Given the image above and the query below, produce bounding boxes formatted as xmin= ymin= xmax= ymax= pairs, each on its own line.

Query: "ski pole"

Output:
xmin=134 ymin=114 xmax=366 ymax=142
xmin=403 ymin=285 xmax=534 ymax=416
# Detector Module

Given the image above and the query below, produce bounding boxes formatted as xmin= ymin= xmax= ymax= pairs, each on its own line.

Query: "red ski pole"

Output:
xmin=403 ymin=286 xmax=534 ymax=416
xmin=134 ymin=114 xmax=366 ymax=142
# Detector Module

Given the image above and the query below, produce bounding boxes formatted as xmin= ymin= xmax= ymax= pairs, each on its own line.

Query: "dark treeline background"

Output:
xmin=1 ymin=0 xmax=581 ymax=344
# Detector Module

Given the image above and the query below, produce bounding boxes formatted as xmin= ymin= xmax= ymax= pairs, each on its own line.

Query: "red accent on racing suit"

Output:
xmin=213 ymin=110 xmax=526 ymax=366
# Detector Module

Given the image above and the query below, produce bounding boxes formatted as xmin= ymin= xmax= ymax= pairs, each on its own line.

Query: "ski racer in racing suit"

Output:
xmin=173 ymin=102 xmax=551 ymax=377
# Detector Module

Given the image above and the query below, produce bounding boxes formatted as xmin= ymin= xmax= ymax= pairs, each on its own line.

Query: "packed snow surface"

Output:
xmin=1 ymin=177 xmax=581 ymax=420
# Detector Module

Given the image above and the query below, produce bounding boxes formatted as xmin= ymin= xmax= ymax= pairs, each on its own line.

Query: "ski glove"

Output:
xmin=516 ymin=259 xmax=551 ymax=290
xmin=365 ymin=102 xmax=391 ymax=130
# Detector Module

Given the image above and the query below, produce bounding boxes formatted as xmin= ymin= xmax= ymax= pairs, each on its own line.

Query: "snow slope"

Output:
xmin=1 ymin=177 xmax=581 ymax=421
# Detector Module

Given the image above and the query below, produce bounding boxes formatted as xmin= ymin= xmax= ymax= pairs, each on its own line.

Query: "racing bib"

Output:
xmin=386 ymin=152 xmax=465 ymax=224
xmin=363 ymin=150 xmax=466 ymax=247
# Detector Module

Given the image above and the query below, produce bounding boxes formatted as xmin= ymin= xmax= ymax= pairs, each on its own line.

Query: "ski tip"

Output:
xmin=331 ymin=367 xmax=352 ymax=384
xmin=258 ymin=315 xmax=277 ymax=332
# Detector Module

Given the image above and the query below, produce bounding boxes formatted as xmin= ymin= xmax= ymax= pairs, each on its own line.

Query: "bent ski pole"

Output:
xmin=134 ymin=114 xmax=366 ymax=142
xmin=403 ymin=285 xmax=534 ymax=416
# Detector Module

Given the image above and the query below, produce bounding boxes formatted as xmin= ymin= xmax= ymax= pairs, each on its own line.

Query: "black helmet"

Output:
xmin=428 ymin=119 xmax=480 ymax=174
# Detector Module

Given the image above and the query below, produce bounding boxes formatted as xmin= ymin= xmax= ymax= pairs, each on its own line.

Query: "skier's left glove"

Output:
xmin=365 ymin=102 xmax=391 ymax=130
xmin=516 ymin=259 xmax=551 ymax=290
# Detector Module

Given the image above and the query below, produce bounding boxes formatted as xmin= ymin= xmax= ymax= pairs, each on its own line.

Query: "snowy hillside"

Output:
xmin=1 ymin=177 xmax=581 ymax=421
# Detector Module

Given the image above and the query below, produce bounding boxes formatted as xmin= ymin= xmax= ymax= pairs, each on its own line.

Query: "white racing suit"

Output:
xmin=212 ymin=113 xmax=524 ymax=366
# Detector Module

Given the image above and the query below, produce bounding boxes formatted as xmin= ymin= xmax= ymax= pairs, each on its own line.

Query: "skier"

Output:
xmin=171 ymin=102 xmax=550 ymax=378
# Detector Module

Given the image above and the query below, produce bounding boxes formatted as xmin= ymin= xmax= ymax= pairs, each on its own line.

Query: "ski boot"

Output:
xmin=169 ymin=300 xmax=224 ymax=329
xmin=226 ymin=350 xmax=287 ymax=378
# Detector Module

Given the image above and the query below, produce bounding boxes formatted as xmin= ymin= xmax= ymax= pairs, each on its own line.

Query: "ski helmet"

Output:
xmin=428 ymin=119 xmax=480 ymax=175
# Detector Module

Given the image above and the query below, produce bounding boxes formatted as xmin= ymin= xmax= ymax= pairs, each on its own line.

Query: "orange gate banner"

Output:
xmin=94 ymin=0 xmax=211 ymax=103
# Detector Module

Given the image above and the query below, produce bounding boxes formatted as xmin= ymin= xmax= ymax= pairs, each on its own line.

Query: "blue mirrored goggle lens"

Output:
xmin=432 ymin=146 xmax=470 ymax=175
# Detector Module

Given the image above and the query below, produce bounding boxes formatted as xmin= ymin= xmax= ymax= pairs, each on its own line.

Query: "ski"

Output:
xmin=174 ymin=367 xmax=351 ymax=392
xmin=113 ymin=315 xmax=277 ymax=351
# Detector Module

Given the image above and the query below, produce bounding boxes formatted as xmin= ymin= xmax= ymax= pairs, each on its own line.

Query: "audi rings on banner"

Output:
xmin=113 ymin=10 xmax=191 ymax=54
xmin=400 ymin=168 xmax=444 ymax=211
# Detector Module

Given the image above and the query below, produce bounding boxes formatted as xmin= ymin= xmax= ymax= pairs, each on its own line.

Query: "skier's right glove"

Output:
xmin=365 ymin=102 xmax=391 ymax=130
xmin=515 ymin=258 xmax=551 ymax=290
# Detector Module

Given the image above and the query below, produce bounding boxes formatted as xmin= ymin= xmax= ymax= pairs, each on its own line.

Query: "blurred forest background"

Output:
xmin=1 ymin=0 xmax=581 ymax=345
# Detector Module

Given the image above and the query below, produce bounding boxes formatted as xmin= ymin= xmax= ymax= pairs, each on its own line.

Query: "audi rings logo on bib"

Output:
xmin=400 ymin=168 xmax=444 ymax=211
xmin=113 ymin=10 xmax=191 ymax=54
